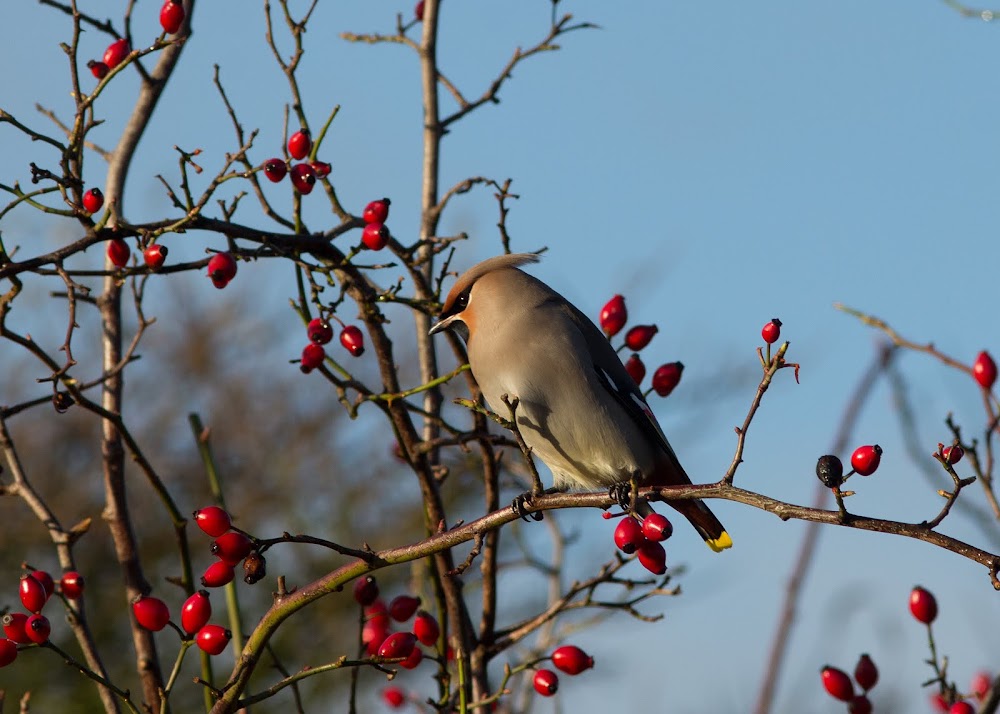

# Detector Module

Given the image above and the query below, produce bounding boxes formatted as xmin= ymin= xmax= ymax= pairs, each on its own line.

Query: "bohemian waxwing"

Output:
xmin=429 ymin=253 xmax=732 ymax=552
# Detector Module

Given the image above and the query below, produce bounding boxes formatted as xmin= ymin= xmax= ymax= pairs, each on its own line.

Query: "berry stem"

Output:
xmin=162 ymin=640 xmax=196 ymax=710
xmin=724 ymin=340 xmax=796 ymax=485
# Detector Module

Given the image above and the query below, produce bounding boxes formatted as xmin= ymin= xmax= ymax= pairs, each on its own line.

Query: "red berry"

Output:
xmin=20 ymin=574 xmax=48 ymax=614
xmin=289 ymin=162 xmax=317 ymax=194
xmin=212 ymin=532 xmax=253 ymax=565
xmin=353 ymin=576 xmax=379 ymax=606
xmin=262 ymin=159 xmax=287 ymax=183
xmin=362 ymin=198 xmax=391 ymax=224
xmin=0 ymin=639 xmax=16 ymax=668
xmin=973 ymin=351 xmax=997 ymax=389
xmin=971 ymin=671 xmax=991 ymax=700
xmin=87 ymin=60 xmax=109 ymax=79
xmin=201 ymin=560 xmax=235 ymax=588
xmin=651 ymin=361 xmax=684 ymax=397
xmin=2 ymin=613 xmax=30 ymax=644
xmin=848 ymin=694 xmax=873 ymax=714
xmin=103 ymin=38 xmax=130 ymax=69
xmin=551 ymin=645 xmax=594 ymax=675
xmin=642 ymin=513 xmax=673 ymax=542
xmin=931 ymin=694 xmax=949 ymax=712
xmin=300 ymin=343 xmax=326 ymax=373
xmin=195 ymin=624 xmax=231 ymax=655
xmin=910 ymin=585 xmax=938 ymax=625
xmin=193 ymin=506 xmax=232 ymax=537
xmin=599 ymin=295 xmax=627 ymax=338
xmin=399 ymin=646 xmax=423 ymax=669
xmin=30 ymin=571 xmax=55 ymax=599
xmin=378 ymin=632 xmax=417 ymax=660
xmin=950 ymin=703 xmax=976 ymax=714
xmin=624 ymin=325 xmax=658 ymax=351
xmin=637 ymin=540 xmax=667 ymax=575
xmin=82 ymin=187 xmax=105 ymax=214
xmin=311 ymin=160 xmax=331 ymax=178
xmin=362 ymin=618 xmax=390 ymax=656
xmin=851 ymin=444 xmax=882 ymax=476
xmin=413 ymin=610 xmax=440 ymax=646
xmin=287 ymin=129 xmax=312 ymax=160
xmin=816 ymin=455 xmax=845 ymax=488
xmin=389 ymin=595 xmax=421 ymax=622
xmin=25 ymin=615 xmax=50 ymax=644
xmin=361 ymin=222 xmax=389 ymax=250
xmin=383 ymin=686 xmax=405 ymax=708
xmin=943 ymin=445 xmax=964 ymax=465
xmin=415 ymin=0 xmax=425 ymax=21
xmin=107 ymin=238 xmax=131 ymax=268
xmin=181 ymin=590 xmax=212 ymax=634
xmin=533 ymin=668 xmax=559 ymax=696
xmin=307 ymin=318 xmax=333 ymax=345
xmin=133 ymin=596 xmax=170 ymax=631
xmin=340 ymin=326 xmax=365 ymax=357
xmin=143 ymin=244 xmax=168 ymax=269
xmin=207 ymin=252 xmax=237 ymax=284
xmin=853 ymin=653 xmax=878 ymax=691
xmin=761 ymin=318 xmax=782 ymax=344
xmin=613 ymin=517 xmax=645 ymax=554
xmin=624 ymin=354 xmax=646 ymax=385
xmin=159 ymin=0 xmax=185 ymax=34
xmin=821 ymin=665 xmax=855 ymax=701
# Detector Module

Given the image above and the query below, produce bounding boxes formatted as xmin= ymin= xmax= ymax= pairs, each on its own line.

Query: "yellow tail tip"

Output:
xmin=707 ymin=531 xmax=733 ymax=552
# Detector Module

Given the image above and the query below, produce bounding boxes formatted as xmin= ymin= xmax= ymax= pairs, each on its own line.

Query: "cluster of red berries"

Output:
xmin=262 ymin=129 xmax=331 ymax=195
xmin=820 ymin=653 xmax=879 ymax=713
xmin=607 ymin=511 xmax=673 ymax=575
xmin=300 ymin=317 xmax=365 ymax=374
xmin=814 ymin=444 xmax=883 ymax=489
xmin=128 ymin=505 xmax=261 ymax=656
xmin=353 ymin=575 xmax=440 ymax=671
xmin=930 ymin=671 xmax=993 ymax=713
xmin=87 ymin=38 xmax=129 ymax=81
xmin=599 ymin=294 xmax=683 ymax=397
xmin=532 ymin=644 xmax=595 ymax=698
xmin=192 ymin=505 xmax=263 ymax=587
xmin=973 ymin=350 xmax=997 ymax=390
xmin=132 ymin=590 xmax=230 ymax=655
xmin=1 ymin=568 xmax=86 ymax=667
xmin=86 ymin=2 xmax=185 ymax=81
xmin=360 ymin=198 xmax=392 ymax=251
xmin=106 ymin=235 xmax=172 ymax=271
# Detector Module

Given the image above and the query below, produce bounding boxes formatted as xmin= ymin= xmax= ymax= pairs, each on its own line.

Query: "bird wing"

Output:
xmin=560 ymin=301 xmax=686 ymax=474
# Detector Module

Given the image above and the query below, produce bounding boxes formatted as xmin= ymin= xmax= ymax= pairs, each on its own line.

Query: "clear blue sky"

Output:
xmin=3 ymin=2 xmax=1000 ymax=712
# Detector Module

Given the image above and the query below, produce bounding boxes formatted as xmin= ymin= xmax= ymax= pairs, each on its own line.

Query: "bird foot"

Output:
xmin=608 ymin=482 xmax=632 ymax=511
xmin=511 ymin=486 xmax=564 ymax=522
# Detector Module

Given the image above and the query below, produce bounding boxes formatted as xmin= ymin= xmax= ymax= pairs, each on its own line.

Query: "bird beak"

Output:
xmin=428 ymin=314 xmax=454 ymax=336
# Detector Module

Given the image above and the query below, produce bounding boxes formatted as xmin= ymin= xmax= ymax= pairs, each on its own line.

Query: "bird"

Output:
xmin=429 ymin=253 xmax=732 ymax=552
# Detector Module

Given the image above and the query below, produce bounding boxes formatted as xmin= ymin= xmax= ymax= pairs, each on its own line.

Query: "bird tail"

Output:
xmin=636 ymin=494 xmax=732 ymax=552
xmin=668 ymin=499 xmax=732 ymax=552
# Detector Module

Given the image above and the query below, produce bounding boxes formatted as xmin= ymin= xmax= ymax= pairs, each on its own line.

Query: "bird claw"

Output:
xmin=608 ymin=482 xmax=632 ymax=510
xmin=511 ymin=492 xmax=544 ymax=522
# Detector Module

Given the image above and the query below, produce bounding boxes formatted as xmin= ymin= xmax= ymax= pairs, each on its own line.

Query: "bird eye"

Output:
xmin=454 ymin=292 xmax=469 ymax=310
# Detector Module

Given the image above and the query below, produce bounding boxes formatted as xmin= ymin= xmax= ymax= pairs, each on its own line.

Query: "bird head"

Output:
xmin=428 ymin=253 xmax=541 ymax=341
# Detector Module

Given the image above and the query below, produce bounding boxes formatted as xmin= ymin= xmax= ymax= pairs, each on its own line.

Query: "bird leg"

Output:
xmin=609 ymin=472 xmax=642 ymax=514
xmin=511 ymin=486 xmax=563 ymax=522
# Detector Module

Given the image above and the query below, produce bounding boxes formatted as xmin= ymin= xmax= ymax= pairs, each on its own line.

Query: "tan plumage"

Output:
xmin=430 ymin=254 xmax=731 ymax=552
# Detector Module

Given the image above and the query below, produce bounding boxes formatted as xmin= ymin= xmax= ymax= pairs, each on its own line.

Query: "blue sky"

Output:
xmin=3 ymin=1 xmax=1000 ymax=712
